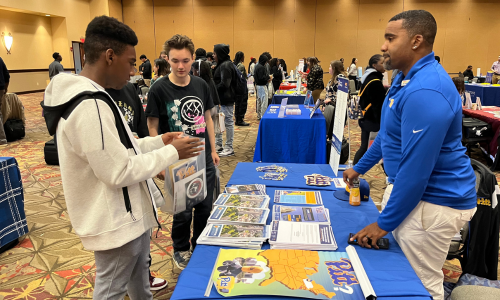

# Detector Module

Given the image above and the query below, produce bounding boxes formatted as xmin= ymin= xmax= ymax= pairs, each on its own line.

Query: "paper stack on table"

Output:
xmin=224 ymin=184 xmax=267 ymax=196
xmin=208 ymin=206 xmax=269 ymax=225
xmin=272 ymin=205 xmax=330 ymax=224
xmin=197 ymin=223 xmax=271 ymax=249
xmin=269 ymin=221 xmax=338 ymax=250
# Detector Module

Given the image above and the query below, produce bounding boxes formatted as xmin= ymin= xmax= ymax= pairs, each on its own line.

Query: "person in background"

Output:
xmin=254 ymin=54 xmax=271 ymax=120
xmin=435 ymin=55 xmax=441 ymax=64
xmin=146 ymin=34 xmax=218 ymax=271
xmin=463 ymin=65 xmax=474 ymax=81
xmin=139 ymin=54 xmax=152 ymax=86
xmin=44 ymin=16 xmax=203 ymax=299
xmin=0 ymin=56 xmax=9 ymax=144
xmin=391 ymin=69 xmax=400 ymax=83
xmin=195 ymin=48 xmax=207 ymax=61
xmin=324 ymin=60 xmax=347 ymax=108
xmin=306 ymin=57 xmax=325 ymax=102
xmin=49 ymin=52 xmax=64 ymax=79
xmin=263 ymin=52 xmax=273 ymax=104
xmin=192 ymin=59 xmax=220 ymax=134
xmin=347 ymin=58 xmax=358 ymax=82
xmin=159 ymin=50 xmax=167 ymax=60
xmin=344 ymin=10 xmax=476 ymax=300
xmin=279 ymin=58 xmax=287 ymax=76
xmin=248 ymin=57 xmax=257 ymax=77
xmin=491 ymin=55 xmax=500 ymax=84
xmin=340 ymin=58 xmax=345 ymax=67
xmin=213 ymin=44 xmax=236 ymax=157
xmin=233 ymin=51 xmax=249 ymax=126
xmin=302 ymin=57 xmax=308 ymax=72
xmin=452 ymin=77 xmax=466 ymax=105
xmin=353 ymin=54 xmax=387 ymax=165
xmin=270 ymin=57 xmax=283 ymax=94
xmin=150 ymin=58 xmax=170 ymax=88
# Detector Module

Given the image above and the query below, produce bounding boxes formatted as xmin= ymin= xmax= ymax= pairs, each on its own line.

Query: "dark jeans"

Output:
xmin=172 ymin=162 xmax=216 ymax=252
xmin=353 ymin=119 xmax=380 ymax=165
xmin=234 ymin=93 xmax=248 ymax=123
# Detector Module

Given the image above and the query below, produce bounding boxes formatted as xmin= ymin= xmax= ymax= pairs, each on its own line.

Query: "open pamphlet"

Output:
xmin=210 ymin=248 xmax=375 ymax=299
xmin=208 ymin=206 xmax=269 ymax=225
xmin=272 ymin=205 xmax=330 ymax=224
xmin=162 ymin=136 xmax=206 ymax=214
xmin=269 ymin=221 xmax=338 ymax=250
xmin=197 ymin=224 xmax=270 ymax=249
xmin=274 ymin=190 xmax=323 ymax=205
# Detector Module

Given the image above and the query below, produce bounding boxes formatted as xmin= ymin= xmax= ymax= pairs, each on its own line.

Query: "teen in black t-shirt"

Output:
xmin=145 ymin=34 xmax=219 ymax=271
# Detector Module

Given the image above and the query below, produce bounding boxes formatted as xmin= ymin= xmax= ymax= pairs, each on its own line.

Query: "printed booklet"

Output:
xmin=214 ymin=194 xmax=270 ymax=209
xmin=208 ymin=206 xmax=269 ymax=225
xmin=272 ymin=205 xmax=330 ymax=224
xmin=197 ymin=224 xmax=270 ymax=249
xmin=269 ymin=221 xmax=338 ymax=251
xmin=274 ymin=190 xmax=323 ymax=205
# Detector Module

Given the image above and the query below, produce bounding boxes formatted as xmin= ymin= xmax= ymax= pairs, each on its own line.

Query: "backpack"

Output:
xmin=348 ymin=79 xmax=380 ymax=120
xmin=4 ymin=119 xmax=25 ymax=142
xmin=232 ymin=63 xmax=248 ymax=96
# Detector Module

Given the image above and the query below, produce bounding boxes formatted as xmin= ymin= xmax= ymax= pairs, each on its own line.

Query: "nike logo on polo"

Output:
xmin=413 ymin=129 xmax=423 ymax=133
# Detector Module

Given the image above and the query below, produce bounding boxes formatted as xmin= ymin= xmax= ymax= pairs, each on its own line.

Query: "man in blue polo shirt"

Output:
xmin=344 ymin=10 xmax=476 ymax=300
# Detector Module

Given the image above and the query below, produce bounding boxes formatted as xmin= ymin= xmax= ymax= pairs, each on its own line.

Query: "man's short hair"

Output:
xmin=468 ymin=65 xmax=472 ymax=68
xmin=163 ymin=34 xmax=195 ymax=57
xmin=206 ymin=52 xmax=214 ymax=59
xmin=389 ymin=10 xmax=437 ymax=45
xmin=52 ymin=52 xmax=60 ymax=60
xmin=195 ymin=48 xmax=206 ymax=58
xmin=83 ymin=16 xmax=138 ymax=65
xmin=140 ymin=54 xmax=147 ymax=59
xmin=263 ymin=52 xmax=272 ymax=60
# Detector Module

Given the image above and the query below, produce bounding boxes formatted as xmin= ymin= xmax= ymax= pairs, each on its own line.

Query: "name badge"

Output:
xmin=401 ymin=80 xmax=410 ymax=86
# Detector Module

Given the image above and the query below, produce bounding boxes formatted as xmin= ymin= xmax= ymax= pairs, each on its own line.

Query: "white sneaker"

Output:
xmin=219 ymin=148 xmax=234 ymax=157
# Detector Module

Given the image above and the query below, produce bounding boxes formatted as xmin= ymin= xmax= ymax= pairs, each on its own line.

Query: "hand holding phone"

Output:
xmin=348 ymin=233 xmax=389 ymax=250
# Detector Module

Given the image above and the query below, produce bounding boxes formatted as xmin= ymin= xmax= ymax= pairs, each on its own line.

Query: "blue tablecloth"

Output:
xmin=272 ymin=94 xmax=306 ymax=105
xmin=0 ymin=157 xmax=28 ymax=248
xmin=465 ymin=84 xmax=500 ymax=106
xmin=253 ymin=105 xmax=326 ymax=164
xmin=227 ymin=162 xmax=344 ymax=191
xmin=171 ymin=163 xmax=431 ymax=300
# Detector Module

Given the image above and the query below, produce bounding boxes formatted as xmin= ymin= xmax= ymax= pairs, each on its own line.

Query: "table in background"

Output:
xmin=170 ymin=162 xmax=431 ymax=300
xmin=465 ymin=84 xmax=500 ymax=106
xmin=254 ymin=105 xmax=326 ymax=164
xmin=271 ymin=93 xmax=306 ymax=105
xmin=463 ymin=107 xmax=500 ymax=170
xmin=279 ymin=82 xmax=307 ymax=90
xmin=0 ymin=157 xmax=28 ymax=250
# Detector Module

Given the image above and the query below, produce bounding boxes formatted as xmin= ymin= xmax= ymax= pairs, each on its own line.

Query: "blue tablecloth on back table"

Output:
xmin=465 ymin=84 xmax=500 ymax=106
xmin=253 ymin=105 xmax=326 ymax=164
xmin=272 ymin=94 xmax=306 ymax=105
xmin=0 ymin=157 xmax=28 ymax=248
xmin=170 ymin=163 xmax=431 ymax=300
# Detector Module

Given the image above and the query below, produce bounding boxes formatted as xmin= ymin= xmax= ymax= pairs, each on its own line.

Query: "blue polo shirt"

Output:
xmin=354 ymin=52 xmax=477 ymax=232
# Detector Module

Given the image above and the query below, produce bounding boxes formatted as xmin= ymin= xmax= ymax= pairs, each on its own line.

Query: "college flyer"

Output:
xmin=273 ymin=205 xmax=330 ymax=224
xmin=225 ymin=184 xmax=267 ymax=195
xmin=212 ymin=249 xmax=365 ymax=300
xmin=269 ymin=221 xmax=338 ymax=250
xmin=208 ymin=206 xmax=269 ymax=225
xmin=214 ymin=194 xmax=270 ymax=209
xmin=274 ymin=190 xmax=323 ymax=205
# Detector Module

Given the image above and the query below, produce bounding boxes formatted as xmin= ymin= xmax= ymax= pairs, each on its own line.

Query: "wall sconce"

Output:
xmin=1 ymin=32 xmax=13 ymax=54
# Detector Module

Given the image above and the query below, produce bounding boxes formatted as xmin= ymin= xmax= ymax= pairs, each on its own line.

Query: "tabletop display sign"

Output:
xmin=485 ymin=72 xmax=493 ymax=84
xmin=309 ymin=99 xmax=321 ymax=119
xmin=211 ymin=248 xmax=374 ymax=300
xmin=330 ymin=77 xmax=349 ymax=176
xmin=297 ymin=75 xmax=302 ymax=92
xmin=465 ymin=92 xmax=472 ymax=109
xmin=477 ymin=97 xmax=482 ymax=110
xmin=278 ymin=98 xmax=288 ymax=118
xmin=477 ymin=68 xmax=481 ymax=78
xmin=298 ymin=59 xmax=304 ymax=73
xmin=304 ymin=90 xmax=313 ymax=107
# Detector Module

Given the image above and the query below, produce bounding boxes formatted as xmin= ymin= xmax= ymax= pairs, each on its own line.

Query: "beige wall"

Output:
xmin=90 ymin=0 xmax=109 ymax=19
xmin=122 ymin=0 xmax=500 ymax=80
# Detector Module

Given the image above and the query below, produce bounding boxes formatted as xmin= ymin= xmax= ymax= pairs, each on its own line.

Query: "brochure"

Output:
xmin=214 ymin=194 xmax=270 ymax=209
xmin=274 ymin=190 xmax=323 ymax=205
xmin=208 ymin=206 xmax=269 ymax=225
xmin=212 ymin=249 xmax=364 ymax=299
xmin=273 ymin=205 xmax=330 ymax=224
xmin=269 ymin=221 xmax=338 ymax=251
xmin=226 ymin=184 xmax=267 ymax=196
xmin=197 ymin=224 xmax=270 ymax=249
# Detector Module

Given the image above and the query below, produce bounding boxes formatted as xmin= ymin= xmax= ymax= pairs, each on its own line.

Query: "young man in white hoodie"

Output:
xmin=42 ymin=16 xmax=203 ymax=300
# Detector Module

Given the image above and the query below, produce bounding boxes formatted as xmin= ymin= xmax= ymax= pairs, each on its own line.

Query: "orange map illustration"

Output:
xmin=259 ymin=249 xmax=336 ymax=298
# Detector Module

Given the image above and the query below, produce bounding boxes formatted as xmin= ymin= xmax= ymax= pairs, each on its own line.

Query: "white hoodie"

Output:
xmin=43 ymin=73 xmax=179 ymax=251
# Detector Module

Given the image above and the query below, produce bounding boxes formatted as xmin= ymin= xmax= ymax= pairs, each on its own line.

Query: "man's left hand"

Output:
xmin=212 ymin=152 xmax=220 ymax=167
xmin=161 ymin=132 xmax=183 ymax=145
xmin=350 ymin=222 xmax=388 ymax=249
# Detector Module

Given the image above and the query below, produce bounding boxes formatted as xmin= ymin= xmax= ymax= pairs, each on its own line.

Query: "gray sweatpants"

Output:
xmin=93 ymin=231 xmax=152 ymax=300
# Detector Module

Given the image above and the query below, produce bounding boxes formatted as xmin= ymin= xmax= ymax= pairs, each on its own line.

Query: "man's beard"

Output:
xmin=383 ymin=57 xmax=393 ymax=71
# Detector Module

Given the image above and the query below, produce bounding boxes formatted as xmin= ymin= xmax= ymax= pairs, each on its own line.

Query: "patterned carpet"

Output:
xmin=0 ymin=92 xmax=497 ymax=299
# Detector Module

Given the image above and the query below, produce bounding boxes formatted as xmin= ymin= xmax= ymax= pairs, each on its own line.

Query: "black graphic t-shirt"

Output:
xmin=106 ymin=82 xmax=149 ymax=138
xmin=145 ymin=75 xmax=214 ymax=163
